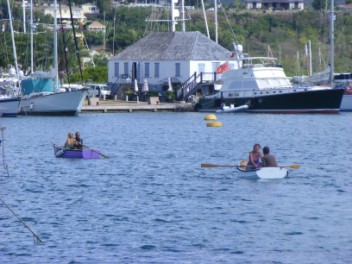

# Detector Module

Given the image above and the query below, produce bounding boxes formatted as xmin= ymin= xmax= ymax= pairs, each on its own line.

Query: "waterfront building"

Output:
xmin=108 ymin=31 xmax=233 ymax=93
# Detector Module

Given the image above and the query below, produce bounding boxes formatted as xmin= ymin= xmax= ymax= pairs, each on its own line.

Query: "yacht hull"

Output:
xmin=340 ymin=92 xmax=352 ymax=111
xmin=196 ymin=88 xmax=345 ymax=114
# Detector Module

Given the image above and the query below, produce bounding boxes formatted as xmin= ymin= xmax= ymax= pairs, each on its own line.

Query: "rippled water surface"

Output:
xmin=0 ymin=112 xmax=351 ymax=263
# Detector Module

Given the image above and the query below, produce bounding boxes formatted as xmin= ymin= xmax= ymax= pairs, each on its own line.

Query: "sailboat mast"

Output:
xmin=171 ymin=0 xmax=176 ymax=32
xmin=329 ymin=0 xmax=335 ymax=87
xmin=6 ymin=0 xmax=20 ymax=82
xmin=181 ymin=0 xmax=185 ymax=31
xmin=30 ymin=0 xmax=34 ymax=74
xmin=54 ymin=0 xmax=59 ymax=91
xmin=201 ymin=0 xmax=210 ymax=38
xmin=214 ymin=0 xmax=218 ymax=43
xmin=22 ymin=0 xmax=26 ymax=33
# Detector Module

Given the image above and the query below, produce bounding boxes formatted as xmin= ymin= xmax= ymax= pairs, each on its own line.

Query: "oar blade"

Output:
xmin=99 ymin=153 xmax=109 ymax=159
xmin=201 ymin=164 xmax=236 ymax=168
xmin=201 ymin=164 xmax=219 ymax=168
xmin=288 ymin=164 xmax=300 ymax=169
xmin=279 ymin=164 xmax=300 ymax=169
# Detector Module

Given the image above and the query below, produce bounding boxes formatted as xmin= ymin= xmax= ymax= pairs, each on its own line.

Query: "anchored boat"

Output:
xmin=194 ymin=45 xmax=344 ymax=113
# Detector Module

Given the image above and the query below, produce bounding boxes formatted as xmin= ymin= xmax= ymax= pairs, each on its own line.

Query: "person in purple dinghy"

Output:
xmin=74 ymin=131 xmax=83 ymax=150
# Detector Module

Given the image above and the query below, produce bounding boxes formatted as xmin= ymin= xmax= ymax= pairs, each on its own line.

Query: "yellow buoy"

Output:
xmin=204 ymin=114 xmax=217 ymax=121
xmin=207 ymin=121 xmax=222 ymax=127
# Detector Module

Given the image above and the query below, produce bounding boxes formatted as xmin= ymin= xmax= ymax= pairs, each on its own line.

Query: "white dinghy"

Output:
xmin=237 ymin=160 xmax=288 ymax=179
xmin=256 ymin=167 xmax=288 ymax=179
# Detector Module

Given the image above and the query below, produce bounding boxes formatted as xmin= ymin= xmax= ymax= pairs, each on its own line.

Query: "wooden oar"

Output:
xmin=201 ymin=164 xmax=237 ymax=168
xmin=201 ymin=163 xmax=300 ymax=169
xmin=279 ymin=164 xmax=300 ymax=169
xmin=83 ymin=144 xmax=109 ymax=158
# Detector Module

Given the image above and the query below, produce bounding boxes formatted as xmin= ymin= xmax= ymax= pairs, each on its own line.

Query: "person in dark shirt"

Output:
xmin=261 ymin=146 xmax=278 ymax=167
xmin=75 ymin=132 xmax=83 ymax=150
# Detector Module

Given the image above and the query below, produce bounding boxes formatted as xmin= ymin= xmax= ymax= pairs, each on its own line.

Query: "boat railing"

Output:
xmin=243 ymin=63 xmax=282 ymax=69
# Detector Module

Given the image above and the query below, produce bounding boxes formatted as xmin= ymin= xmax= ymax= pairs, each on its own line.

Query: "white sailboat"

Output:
xmin=0 ymin=0 xmax=21 ymax=117
xmin=19 ymin=0 xmax=87 ymax=116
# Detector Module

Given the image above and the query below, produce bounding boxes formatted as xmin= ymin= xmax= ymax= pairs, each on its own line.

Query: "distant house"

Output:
xmin=111 ymin=0 xmax=122 ymax=8
xmin=87 ymin=21 xmax=106 ymax=32
xmin=337 ymin=4 xmax=352 ymax=12
xmin=81 ymin=3 xmax=100 ymax=14
xmin=43 ymin=5 xmax=86 ymax=23
xmin=108 ymin=31 xmax=234 ymax=91
xmin=245 ymin=0 xmax=304 ymax=10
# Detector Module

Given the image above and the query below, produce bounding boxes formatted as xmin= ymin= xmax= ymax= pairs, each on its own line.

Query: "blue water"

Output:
xmin=0 ymin=112 xmax=351 ymax=263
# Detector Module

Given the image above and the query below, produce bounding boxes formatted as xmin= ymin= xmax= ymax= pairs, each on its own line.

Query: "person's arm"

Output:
xmin=273 ymin=156 xmax=278 ymax=167
xmin=249 ymin=152 xmax=258 ymax=168
xmin=261 ymin=157 xmax=267 ymax=167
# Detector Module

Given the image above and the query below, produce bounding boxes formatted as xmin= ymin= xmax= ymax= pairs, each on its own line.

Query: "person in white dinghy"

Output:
xmin=261 ymin=146 xmax=278 ymax=167
xmin=246 ymin=143 xmax=263 ymax=170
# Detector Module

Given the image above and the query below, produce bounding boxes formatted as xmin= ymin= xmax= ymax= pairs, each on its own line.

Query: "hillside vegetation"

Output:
xmin=1 ymin=4 xmax=351 ymax=82
xmin=185 ymin=9 xmax=352 ymax=76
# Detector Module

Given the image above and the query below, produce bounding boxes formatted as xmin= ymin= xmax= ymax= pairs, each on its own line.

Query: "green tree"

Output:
xmin=96 ymin=0 xmax=112 ymax=16
xmin=70 ymin=66 xmax=107 ymax=83
xmin=312 ymin=0 xmax=329 ymax=10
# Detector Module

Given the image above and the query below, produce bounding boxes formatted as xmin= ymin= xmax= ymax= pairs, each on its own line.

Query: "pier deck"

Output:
xmin=81 ymin=100 xmax=194 ymax=113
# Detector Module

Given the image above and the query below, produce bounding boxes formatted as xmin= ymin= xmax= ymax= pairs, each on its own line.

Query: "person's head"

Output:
xmin=253 ymin=143 xmax=261 ymax=152
xmin=68 ymin=132 xmax=74 ymax=138
xmin=75 ymin=132 xmax=80 ymax=138
xmin=263 ymin=146 xmax=270 ymax=155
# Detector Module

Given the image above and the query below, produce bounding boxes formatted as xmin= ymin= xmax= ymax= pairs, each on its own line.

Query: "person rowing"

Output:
xmin=74 ymin=131 xmax=83 ymax=150
xmin=246 ymin=143 xmax=263 ymax=171
xmin=261 ymin=146 xmax=278 ymax=167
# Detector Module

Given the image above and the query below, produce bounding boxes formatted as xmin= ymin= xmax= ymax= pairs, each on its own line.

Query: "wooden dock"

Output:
xmin=81 ymin=100 xmax=194 ymax=113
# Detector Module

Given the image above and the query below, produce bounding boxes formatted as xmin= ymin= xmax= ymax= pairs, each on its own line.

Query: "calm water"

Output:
xmin=0 ymin=112 xmax=351 ymax=263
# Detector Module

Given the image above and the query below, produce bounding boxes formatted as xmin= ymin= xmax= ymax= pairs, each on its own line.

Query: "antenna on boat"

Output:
xmin=146 ymin=0 xmax=190 ymax=33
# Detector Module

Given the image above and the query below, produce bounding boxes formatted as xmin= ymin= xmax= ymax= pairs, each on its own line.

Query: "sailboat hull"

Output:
xmin=196 ymin=88 xmax=345 ymax=114
xmin=0 ymin=97 xmax=21 ymax=117
xmin=19 ymin=89 xmax=87 ymax=116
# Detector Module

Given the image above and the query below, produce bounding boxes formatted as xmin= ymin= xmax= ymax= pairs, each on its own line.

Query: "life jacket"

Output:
xmin=216 ymin=62 xmax=230 ymax=74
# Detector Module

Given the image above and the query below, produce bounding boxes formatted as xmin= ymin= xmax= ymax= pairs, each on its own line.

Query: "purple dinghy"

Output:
xmin=53 ymin=144 xmax=101 ymax=159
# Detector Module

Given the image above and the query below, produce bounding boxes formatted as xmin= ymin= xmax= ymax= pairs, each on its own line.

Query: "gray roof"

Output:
xmin=112 ymin=31 xmax=231 ymax=61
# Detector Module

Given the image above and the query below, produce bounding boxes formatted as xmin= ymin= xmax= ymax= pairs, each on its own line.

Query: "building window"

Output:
xmin=212 ymin=62 xmax=221 ymax=73
xmin=197 ymin=63 xmax=205 ymax=74
xmin=145 ymin=63 xmax=150 ymax=78
xmin=114 ymin=62 xmax=119 ymax=77
xmin=154 ymin=63 xmax=160 ymax=78
xmin=124 ymin=62 xmax=128 ymax=75
xmin=175 ymin=63 xmax=180 ymax=77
